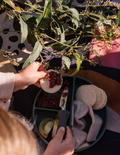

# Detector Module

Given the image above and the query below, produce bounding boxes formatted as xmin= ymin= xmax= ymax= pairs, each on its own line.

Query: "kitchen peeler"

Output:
xmin=57 ymin=87 xmax=68 ymax=139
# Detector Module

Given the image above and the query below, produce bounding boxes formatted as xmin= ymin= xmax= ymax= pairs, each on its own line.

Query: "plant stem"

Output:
xmin=83 ymin=42 xmax=91 ymax=51
xmin=41 ymin=34 xmax=71 ymax=48
xmin=0 ymin=31 xmax=20 ymax=33
xmin=71 ymin=4 xmax=105 ymax=8
xmin=24 ymin=3 xmax=44 ymax=13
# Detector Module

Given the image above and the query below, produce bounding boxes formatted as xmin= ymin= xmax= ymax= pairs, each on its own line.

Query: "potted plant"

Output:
xmin=0 ymin=0 xmax=120 ymax=75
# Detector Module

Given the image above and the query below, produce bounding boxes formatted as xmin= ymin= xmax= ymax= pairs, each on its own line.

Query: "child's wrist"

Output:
xmin=14 ymin=73 xmax=27 ymax=92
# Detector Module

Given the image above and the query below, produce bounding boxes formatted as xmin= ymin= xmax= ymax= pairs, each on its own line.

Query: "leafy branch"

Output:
xmin=0 ymin=0 xmax=120 ymax=75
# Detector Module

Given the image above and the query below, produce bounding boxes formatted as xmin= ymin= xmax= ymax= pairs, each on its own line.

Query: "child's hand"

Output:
xmin=14 ymin=62 xmax=47 ymax=92
xmin=43 ymin=126 xmax=75 ymax=155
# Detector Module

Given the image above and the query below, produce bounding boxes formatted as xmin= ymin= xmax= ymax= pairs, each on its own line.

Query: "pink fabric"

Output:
xmin=89 ymin=38 xmax=120 ymax=70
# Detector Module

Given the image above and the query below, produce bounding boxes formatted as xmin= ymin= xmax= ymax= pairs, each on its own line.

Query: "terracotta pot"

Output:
xmin=89 ymin=38 xmax=120 ymax=70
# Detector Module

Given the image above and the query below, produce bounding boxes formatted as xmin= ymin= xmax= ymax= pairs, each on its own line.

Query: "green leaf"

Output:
xmin=36 ymin=0 xmax=43 ymax=2
xmin=103 ymin=19 xmax=111 ymax=25
xmin=66 ymin=13 xmax=79 ymax=29
xmin=52 ymin=15 xmax=65 ymax=43
xmin=44 ymin=41 xmax=55 ymax=47
xmin=51 ymin=36 xmax=80 ymax=51
xmin=107 ymin=31 xmax=114 ymax=37
xmin=62 ymin=0 xmax=70 ymax=5
xmin=86 ymin=25 xmax=91 ymax=28
xmin=89 ymin=13 xmax=111 ymax=25
xmin=36 ymin=14 xmax=43 ymax=26
xmin=27 ymin=30 xmax=37 ymax=47
xmin=19 ymin=16 xmax=28 ymax=43
xmin=71 ymin=18 xmax=79 ymax=28
xmin=96 ymin=36 xmax=103 ymax=40
xmin=63 ymin=6 xmax=79 ymax=27
xmin=106 ymin=26 xmax=112 ymax=31
xmin=69 ymin=8 xmax=79 ymax=21
xmin=116 ymin=10 xmax=120 ymax=25
xmin=21 ymin=15 xmax=33 ymax=21
xmin=109 ymin=38 xmax=112 ymax=44
xmin=70 ymin=52 xmax=83 ymax=76
xmin=97 ymin=21 xmax=104 ymax=31
xmin=97 ymin=19 xmax=111 ymax=31
xmin=54 ymin=0 xmax=62 ymax=6
xmin=57 ymin=6 xmax=79 ymax=28
xmin=92 ymin=49 xmax=101 ymax=66
xmin=62 ymin=56 xmax=71 ymax=71
xmin=82 ymin=25 xmax=94 ymax=33
xmin=54 ymin=0 xmax=70 ymax=6
xmin=22 ymin=15 xmax=36 ymax=29
xmin=89 ymin=13 xmax=106 ymax=20
xmin=81 ymin=23 xmax=85 ymax=29
xmin=22 ymin=41 xmax=43 ymax=69
xmin=36 ymin=0 xmax=52 ymax=29
xmin=25 ymin=0 xmax=32 ymax=5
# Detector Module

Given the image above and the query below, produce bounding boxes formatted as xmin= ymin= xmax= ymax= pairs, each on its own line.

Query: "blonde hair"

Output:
xmin=0 ymin=108 xmax=38 ymax=155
